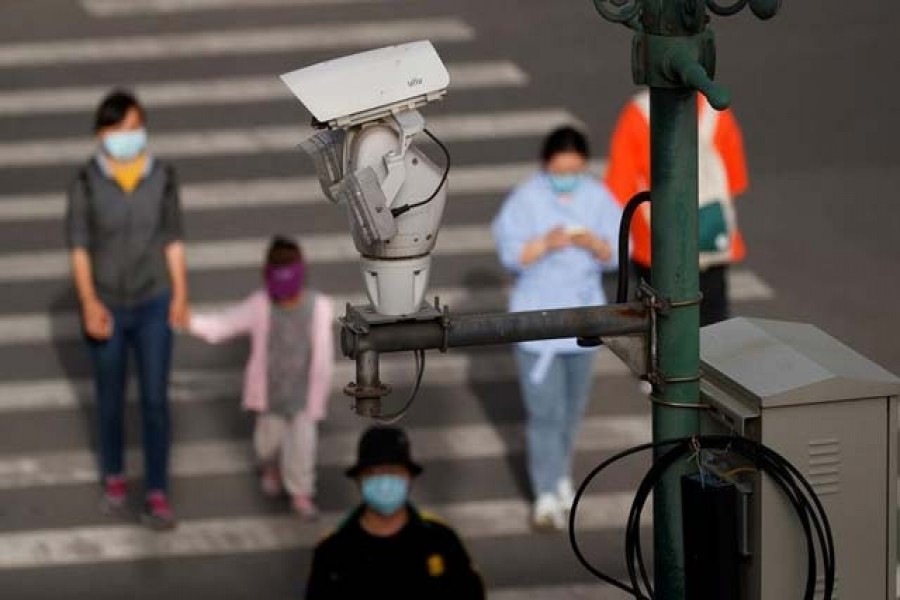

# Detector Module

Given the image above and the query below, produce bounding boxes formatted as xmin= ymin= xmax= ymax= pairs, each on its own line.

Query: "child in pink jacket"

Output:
xmin=190 ymin=236 xmax=334 ymax=519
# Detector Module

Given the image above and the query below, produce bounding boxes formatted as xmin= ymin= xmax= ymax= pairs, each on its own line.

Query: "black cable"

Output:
xmin=654 ymin=439 xmax=834 ymax=600
xmin=567 ymin=439 xmax=681 ymax=595
xmin=616 ymin=191 xmax=651 ymax=303
xmin=390 ymin=128 xmax=450 ymax=218
xmin=569 ymin=435 xmax=835 ymax=600
xmin=371 ymin=350 xmax=426 ymax=424
xmin=623 ymin=440 xmax=821 ymax=600
xmin=626 ymin=438 xmax=834 ymax=600
xmin=751 ymin=440 xmax=834 ymax=597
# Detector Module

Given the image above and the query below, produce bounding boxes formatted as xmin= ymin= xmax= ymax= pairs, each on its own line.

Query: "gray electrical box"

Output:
xmin=699 ymin=317 xmax=900 ymax=600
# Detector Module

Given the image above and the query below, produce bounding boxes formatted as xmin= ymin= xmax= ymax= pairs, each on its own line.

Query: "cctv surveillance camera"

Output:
xmin=281 ymin=40 xmax=449 ymax=128
xmin=282 ymin=41 xmax=451 ymax=317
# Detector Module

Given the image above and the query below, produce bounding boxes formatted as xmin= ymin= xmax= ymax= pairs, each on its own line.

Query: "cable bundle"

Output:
xmin=371 ymin=349 xmax=426 ymax=424
xmin=568 ymin=435 xmax=835 ymax=600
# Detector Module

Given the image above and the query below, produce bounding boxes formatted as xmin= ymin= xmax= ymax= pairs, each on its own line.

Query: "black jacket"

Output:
xmin=305 ymin=505 xmax=485 ymax=599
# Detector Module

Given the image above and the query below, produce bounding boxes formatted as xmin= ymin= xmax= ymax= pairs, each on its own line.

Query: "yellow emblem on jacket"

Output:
xmin=427 ymin=553 xmax=445 ymax=577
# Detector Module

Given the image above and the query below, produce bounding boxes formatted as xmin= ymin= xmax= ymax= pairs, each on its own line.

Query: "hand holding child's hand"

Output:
xmin=82 ymin=298 xmax=113 ymax=340
xmin=169 ymin=295 xmax=191 ymax=331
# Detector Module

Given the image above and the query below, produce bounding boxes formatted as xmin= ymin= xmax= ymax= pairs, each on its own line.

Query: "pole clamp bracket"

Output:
xmin=435 ymin=296 xmax=452 ymax=353
xmin=648 ymin=394 xmax=712 ymax=410
xmin=638 ymin=282 xmax=705 ymax=396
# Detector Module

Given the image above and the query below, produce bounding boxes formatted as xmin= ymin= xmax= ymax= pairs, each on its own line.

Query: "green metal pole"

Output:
xmin=641 ymin=4 xmax=707 ymax=598
xmin=589 ymin=1 xmax=779 ymax=597
xmin=650 ymin=86 xmax=700 ymax=600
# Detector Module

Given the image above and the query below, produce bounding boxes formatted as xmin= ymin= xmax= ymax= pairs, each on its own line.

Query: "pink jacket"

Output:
xmin=189 ymin=290 xmax=335 ymax=420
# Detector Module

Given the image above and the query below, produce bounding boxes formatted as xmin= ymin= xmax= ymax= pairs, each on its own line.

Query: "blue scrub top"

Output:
xmin=491 ymin=172 xmax=622 ymax=363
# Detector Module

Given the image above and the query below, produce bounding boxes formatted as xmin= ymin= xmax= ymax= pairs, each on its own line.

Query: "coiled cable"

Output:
xmin=568 ymin=435 xmax=835 ymax=599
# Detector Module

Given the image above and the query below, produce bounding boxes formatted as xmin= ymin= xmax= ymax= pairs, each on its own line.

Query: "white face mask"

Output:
xmin=102 ymin=128 xmax=147 ymax=161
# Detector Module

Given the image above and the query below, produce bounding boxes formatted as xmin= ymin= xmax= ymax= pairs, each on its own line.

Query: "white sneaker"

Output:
xmin=532 ymin=493 xmax=566 ymax=532
xmin=557 ymin=478 xmax=576 ymax=514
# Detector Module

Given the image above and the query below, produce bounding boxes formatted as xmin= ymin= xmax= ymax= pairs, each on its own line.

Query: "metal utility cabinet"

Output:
xmin=699 ymin=317 xmax=900 ymax=599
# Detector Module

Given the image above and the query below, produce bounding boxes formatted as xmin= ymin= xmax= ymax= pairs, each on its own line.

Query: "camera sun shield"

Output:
xmin=298 ymin=129 xmax=346 ymax=202
xmin=337 ymin=166 xmax=398 ymax=247
xmin=280 ymin=40 xmax=449 ymax=128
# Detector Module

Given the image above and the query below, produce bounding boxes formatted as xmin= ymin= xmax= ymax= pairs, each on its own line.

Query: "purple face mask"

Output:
xmin=265 ymin=261 xmax=305 ymax=301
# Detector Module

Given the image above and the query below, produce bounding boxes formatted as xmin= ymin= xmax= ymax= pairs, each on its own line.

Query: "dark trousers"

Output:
xmin=632 ymin=262 xmax=729 ymax=327
xmin=87 ymin=291 xmax=172 ymax=492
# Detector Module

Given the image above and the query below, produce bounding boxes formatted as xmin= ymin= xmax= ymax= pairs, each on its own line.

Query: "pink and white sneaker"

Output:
xmin=100 ymin=475 xmax=128 ymax=515
xmin=141 ymin=490 xmax=177 ymax=531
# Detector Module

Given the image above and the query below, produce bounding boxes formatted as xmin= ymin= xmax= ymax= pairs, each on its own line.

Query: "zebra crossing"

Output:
xmin=0 ymin=412 xmax=652 ymax=490
xmin=0 ymin=159 xmax=549 ymax=220
xmin=0 ymin=61 xmax=528 ymax=117
xmin=0 ymin=491 xmax=643 ymax=569
xmin=0 ymin=1 xmax=778 ymax=598
xmin=0 ymin=108 xmax=578 ymax=167
xmin=0 ymin=18 xmax=475 ymax=67
xmin=0 ymin=224 xmax=780 ymax=285
xmin=0 ymin=350 xmax=634 ymax=413
xmin=80 ymin=0 xmax=401 ymax=17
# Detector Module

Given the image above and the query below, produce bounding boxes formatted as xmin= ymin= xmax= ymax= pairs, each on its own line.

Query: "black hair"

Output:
xmin=540 ymin=126 xmax=590 ymax=164
xmin=266 ymin=235 xmax=303 ymax=266
xmin=93 ymin=89 xmax=145 ymax=132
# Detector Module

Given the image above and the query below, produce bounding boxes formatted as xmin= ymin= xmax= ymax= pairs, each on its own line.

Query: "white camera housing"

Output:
xmin=282 ymin=41 xmax=451 ymax=317
xmin=281 ymin=40 xmax=449 ymax=128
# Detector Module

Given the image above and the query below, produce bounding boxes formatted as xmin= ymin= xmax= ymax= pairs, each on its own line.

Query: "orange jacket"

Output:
xmin=604 ymin=92 xmax=749 ymax=268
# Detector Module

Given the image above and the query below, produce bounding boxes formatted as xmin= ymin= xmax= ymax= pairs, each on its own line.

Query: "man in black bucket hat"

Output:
xmin=305 ymin=426 xmax=484 ymax=599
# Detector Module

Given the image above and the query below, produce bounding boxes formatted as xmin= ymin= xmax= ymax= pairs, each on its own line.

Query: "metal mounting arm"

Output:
xmin=339 ymin=301 xmax=649 ymax=417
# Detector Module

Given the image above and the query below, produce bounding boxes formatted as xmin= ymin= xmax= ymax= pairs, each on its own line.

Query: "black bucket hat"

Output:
xmin=345 ymin=426 xmax=423 ymax=478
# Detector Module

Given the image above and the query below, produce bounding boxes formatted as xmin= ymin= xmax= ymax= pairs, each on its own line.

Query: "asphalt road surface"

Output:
xmin=0 ymin=1 xmax=897 ymax=598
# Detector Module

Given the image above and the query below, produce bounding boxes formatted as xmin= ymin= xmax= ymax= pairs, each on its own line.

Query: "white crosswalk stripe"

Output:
xmin=0 ymin=225 xmax=491 ymax=281
xmin=82 ymin=0 xmax=396 ymax=16
xmin=0 ymin=61 xmax=528 ymax=117
xmin=0 ymin=108 xmax=577 ymax=168
xmin=0 ymin=18 xmax=474 ymax=68
xmin=0 ymin=224 xmax=776 ymax=291
xmin=0 ymin=286 xmax=508 ymax=346
xmin=491 ymin=584 xmax=625 ymax=600
xmin=0 ymin=414 xmax=650 ymax=490
xmin=0 ymin=224 xmax=489 ymax=281
xmin=0 ymin=272 xmax=774 ymax=347
xmin=0 ymin=159 xmax=594 ymax=223
xmin=0 ymin=349 xmax=632 ymax=413
xmin=0 ymin=491 xmax=643 ymax=570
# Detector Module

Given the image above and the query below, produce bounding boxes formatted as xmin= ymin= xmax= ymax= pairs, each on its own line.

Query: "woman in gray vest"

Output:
xmin=65 ymin=90 xmax=189 ymax=530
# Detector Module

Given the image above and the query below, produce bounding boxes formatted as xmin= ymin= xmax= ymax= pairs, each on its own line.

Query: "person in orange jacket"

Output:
xmin=605 ymin=90 xmax=749 ymax=325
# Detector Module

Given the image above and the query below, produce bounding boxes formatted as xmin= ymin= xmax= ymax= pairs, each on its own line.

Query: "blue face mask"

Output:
xmin=361 ymin=474 xmax=409 ymax=516
xmin=548 ymin=173 xmax=583 ymax=195
xmin=102 ymin=128 xmax=147 ymax=161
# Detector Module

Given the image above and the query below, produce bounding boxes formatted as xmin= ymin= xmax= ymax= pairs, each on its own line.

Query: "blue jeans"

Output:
xmin=515 ymin=348 xmax=595 ymax=497
xmin=87 ymin=292 xmax=172 ymax=492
